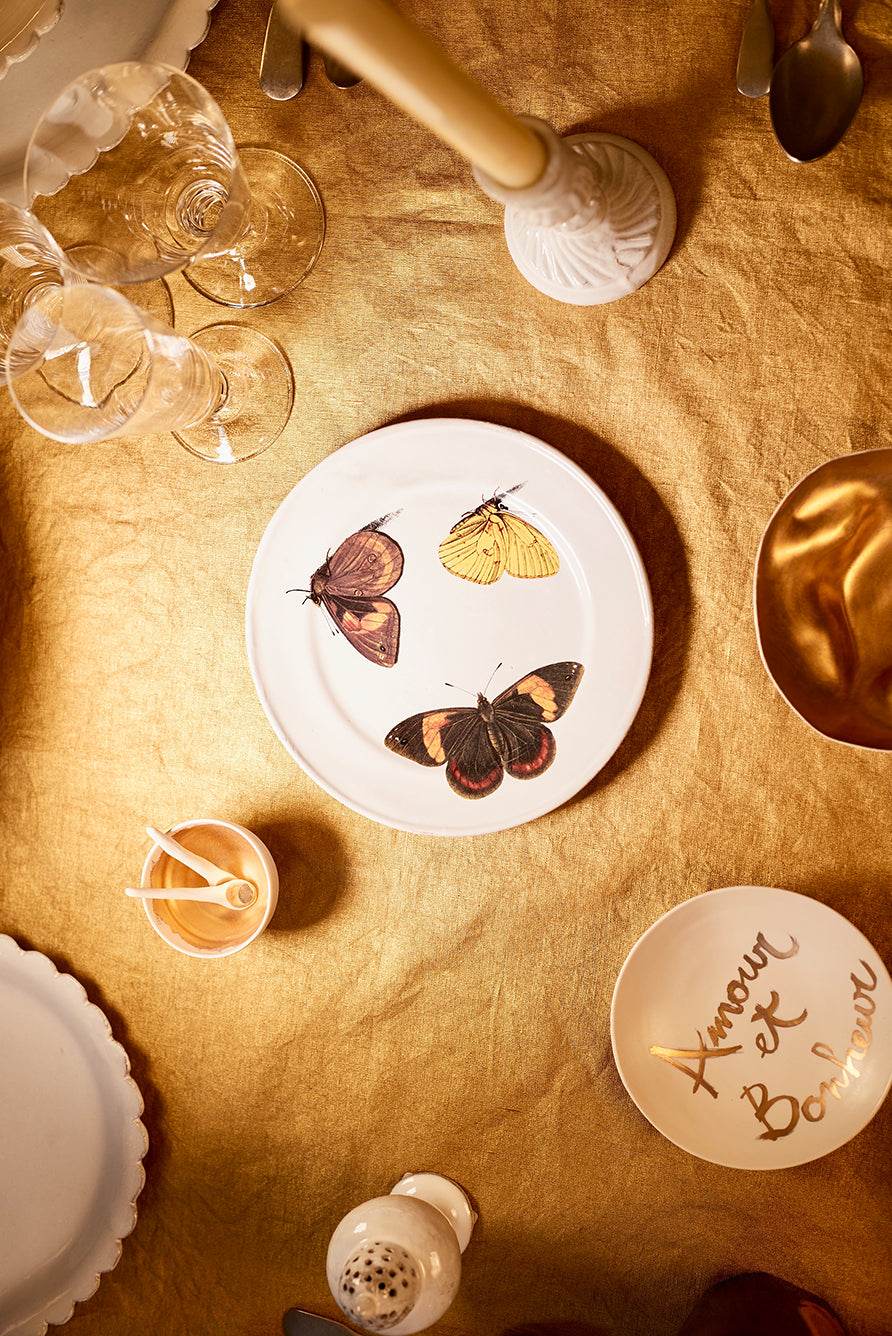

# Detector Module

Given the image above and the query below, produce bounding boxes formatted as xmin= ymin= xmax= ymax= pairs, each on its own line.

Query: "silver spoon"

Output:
xmin=322 ymin=51 xmax=362 ymax=89
xmin=260 ymin=2 xmax=305 ymax=100
xmin=736 ymin=0 xmax=775 ymax=98
xmin=769 ymin=0 xmax=864 ymax=161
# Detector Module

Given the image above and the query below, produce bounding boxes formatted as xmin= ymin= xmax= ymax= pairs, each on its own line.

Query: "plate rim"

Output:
xmin=609 ymin=886 xmax=892 ymax=1169
xmin=0 ymin=934 xmax=148 ymax=1336
xmin=0 ymin=0 xmax=62 ymax=80
xmin=245 ymin=417 xmax=654 ymax=837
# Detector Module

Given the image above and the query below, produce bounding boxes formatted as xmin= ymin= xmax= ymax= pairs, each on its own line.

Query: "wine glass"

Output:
xmin=0 ymin=200 xmax=177 ymax=383
xmin=4 ymin=284 xmax=293 ymax=462
xmin=23 ymin=61 xmax=324 ymax=308
xmin=0 ymin=199 xmax=76 ymax=388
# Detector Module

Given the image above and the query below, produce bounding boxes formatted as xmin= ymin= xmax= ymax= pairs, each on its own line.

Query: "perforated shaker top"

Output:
xmin=336 ymin=1241 xmax=422 ymax=1331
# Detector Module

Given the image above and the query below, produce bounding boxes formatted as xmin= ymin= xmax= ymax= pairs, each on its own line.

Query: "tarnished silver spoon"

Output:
xmin=259 ymin=2 xmax=305 ymax=100
xmin=322 ymin=51 xmax=362 ymax=88
xmin=737 ymin=0 xmax=775 ymax=98
xmin=769 ymin=0 xmax=864 ymax=161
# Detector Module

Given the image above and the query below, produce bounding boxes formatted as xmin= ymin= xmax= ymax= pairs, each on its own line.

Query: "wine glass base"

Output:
xmin=504 ymin=132 xmax=677 ymax=306
xmin=184 ymin=147 xmax=325 ymax=308
xmin=173 ymin=324 xmax=294 ymax=463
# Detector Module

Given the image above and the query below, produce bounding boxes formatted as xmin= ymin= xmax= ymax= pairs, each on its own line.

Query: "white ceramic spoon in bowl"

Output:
xmin=126 ymin=881 xmax=258 ymax=909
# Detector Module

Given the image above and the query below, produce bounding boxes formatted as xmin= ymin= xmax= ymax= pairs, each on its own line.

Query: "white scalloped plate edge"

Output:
xmin=0 ymin=0 xmax=63 ymax=81
xmin=0 ymin=0 xmax=220 ymax=205
xmin=0 ymin=934 xmax=148 ymax=1336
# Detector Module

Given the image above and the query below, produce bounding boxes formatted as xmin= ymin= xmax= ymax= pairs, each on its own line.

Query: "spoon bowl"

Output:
xmin=769 ymin=0 xmax=863 ymax=161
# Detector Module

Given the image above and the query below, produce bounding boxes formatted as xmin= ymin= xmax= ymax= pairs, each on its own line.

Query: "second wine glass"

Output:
xmin=0 ymin=199 xmax=74 ymax=387
xmin=23 ymin=61 xmax=324 ymax=308
xmin=5 ymin=284 xmax=294 ymax=462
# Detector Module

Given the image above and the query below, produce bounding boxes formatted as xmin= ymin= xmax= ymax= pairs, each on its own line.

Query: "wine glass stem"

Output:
xmin=210 ymin=367 xmax=230 ymax=418
xmin=176 ymin=180 xmax=254 ymax=261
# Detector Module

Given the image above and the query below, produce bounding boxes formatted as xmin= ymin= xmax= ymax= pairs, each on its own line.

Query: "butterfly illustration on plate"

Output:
xmin=438 ymin=484 xmax=560 ymax=584
xmin=385 ymin=661 xmax=584 ymax=799
xmin=289 ymin=518 xmax=404 ymax=668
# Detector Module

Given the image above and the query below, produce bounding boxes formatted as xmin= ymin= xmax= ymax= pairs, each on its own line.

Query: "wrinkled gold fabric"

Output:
xmin=1 ymin=1 xmax=891 ymax=1335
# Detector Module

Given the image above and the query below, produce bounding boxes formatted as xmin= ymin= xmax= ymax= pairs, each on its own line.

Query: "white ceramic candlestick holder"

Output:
xmin=326 ymin=1172 xmax=476 ymax=1333
xmin=474 ymin=116 xmax=676 ymax=305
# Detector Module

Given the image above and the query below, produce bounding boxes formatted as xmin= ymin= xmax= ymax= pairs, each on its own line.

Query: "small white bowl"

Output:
xmin=140 ymin=819 xmax=278 ymax=958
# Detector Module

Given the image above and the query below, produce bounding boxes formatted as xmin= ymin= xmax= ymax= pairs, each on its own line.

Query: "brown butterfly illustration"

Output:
xmin=385 ymin=661 xmax=584 ymax=798
xmin=438 ymin=485 xmax=560 ymax=584
xmin=290 ymin=520 xmax=404 ymax=667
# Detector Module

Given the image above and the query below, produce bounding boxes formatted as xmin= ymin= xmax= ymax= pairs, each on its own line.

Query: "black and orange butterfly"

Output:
xmin=438 ymin=486 xmax=560 ymax=584
xmin=290 ymin=521 xmax=404 ymax=668
xmin=385 ymin=661 xmax=584 ymax=799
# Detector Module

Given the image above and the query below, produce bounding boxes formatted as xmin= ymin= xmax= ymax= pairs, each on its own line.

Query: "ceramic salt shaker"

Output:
xmin=326 ymin=1172 xmax=476 ymax=1333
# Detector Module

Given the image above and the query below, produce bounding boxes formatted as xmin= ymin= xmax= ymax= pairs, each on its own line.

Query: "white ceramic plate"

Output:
xmin=0 ymin=0 xmax=218 ymax=205
xmin=0 ymin=936 xmax=147 ymax=1336
xmin=610 ymin=887 xmax=892 ymax=1169
xmin=246 ymin=418 xmax=653 ymax=837
xmin=0 ymin=0 xmax=63 ymax=83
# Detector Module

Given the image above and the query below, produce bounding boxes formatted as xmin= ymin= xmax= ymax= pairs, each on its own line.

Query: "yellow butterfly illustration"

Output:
xmin=438 ymin=488 xmax=560 ymax=584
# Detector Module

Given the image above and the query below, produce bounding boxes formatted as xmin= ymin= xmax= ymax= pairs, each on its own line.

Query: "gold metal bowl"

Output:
xmin=755 ymin=448 xmax=892 ymax=749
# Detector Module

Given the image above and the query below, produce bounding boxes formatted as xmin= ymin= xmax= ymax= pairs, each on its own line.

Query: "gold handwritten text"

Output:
xmin=751 ymin=990 xmax=808 ymax=1057
xmin=648 ymin=1031 xmax=743 ymax=1100
xmin=801 ymin=962 xmax=877 ymax=1123
xmin=706 ymin=931 xmax=800 ymax=1046
xmin=740 ymin=961 xmax=878 ymax=1141
xmin=648 ymin=929 xmax=801 ymax=1099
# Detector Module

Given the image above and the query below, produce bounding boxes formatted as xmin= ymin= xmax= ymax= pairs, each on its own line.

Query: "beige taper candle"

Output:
xmin=277 ymin=0 xmax=547 ymax=189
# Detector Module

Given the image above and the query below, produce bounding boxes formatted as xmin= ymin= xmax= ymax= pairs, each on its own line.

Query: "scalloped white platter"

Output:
xmin=0 ymin=0 xmax=63 ymax=83
xmin=246 ymin=418 xmax=653 ymax=837
xmin=0 ymin=0 xmax=218 ymax=205
xmin=0 ymin=935 xmax=147 ymax=1336
xmin=610 ymin=887 xmax=892 ymax=1169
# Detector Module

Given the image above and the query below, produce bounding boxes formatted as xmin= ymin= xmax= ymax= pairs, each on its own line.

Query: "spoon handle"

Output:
xmin=127 ymin=885 xmax=230 ymax=903
xmin=815 ymin=0 xmax=841 ymax=26
xmin=260 ymin=2 xmax=305 ymax=99
xmin=126 ymin=880 xmax=257 ymax=908
xmin=736 ymin=0 xmax=774 ymax=97
xmin=145 ymin=826 xmax=233 ymax=885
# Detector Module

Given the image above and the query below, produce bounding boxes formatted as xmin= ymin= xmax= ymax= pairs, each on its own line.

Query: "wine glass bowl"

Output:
xmin=4 ymin=284 xmax=293 ymax=461
xmin=25 ymin=63 xmax=249 ymax=283
xmin=24 ymin=62 xmax=323 ymax=306
xmin=6 ymin=284 xmax=223 ymax=441
xmin=0 ymin=198 xmax=78 ymax=387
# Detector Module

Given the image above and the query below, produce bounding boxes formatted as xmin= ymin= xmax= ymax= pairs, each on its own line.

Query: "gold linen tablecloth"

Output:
xmin=1 ymin=0 xmax=891 ymax=1333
